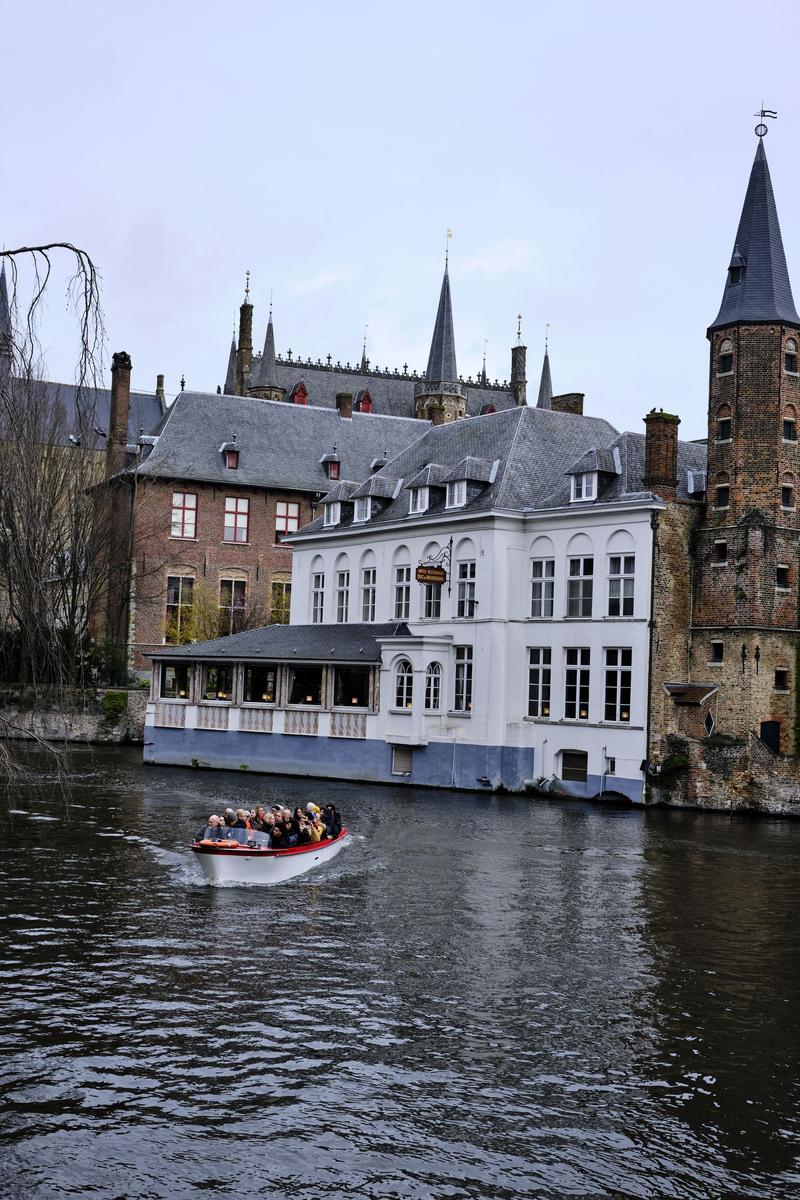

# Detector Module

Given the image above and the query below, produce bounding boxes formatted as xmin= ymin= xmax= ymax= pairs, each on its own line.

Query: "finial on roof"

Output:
xmin=244 ymin=270 xmax=251 ymax=303
xmin=361 ymin=323 xmax=369 ymax=372
xmin=545 ymin=322 xmax=549 ymax=351
xmin=446 ymin=227 xmax=453 ymax=265
xmin=754 ymin=104 xmax=777 ymax=138
xmin=536 ymin=342 xmax=552 ymax=410
xmin=180 ymin=373 xmax=186 ymax=391
xmin=517 ymin=313 xmax=523 ymax=345
xmin=481 ymin=339 xmax=488 ymax=386
xmin=269 ymin=287 xmax=273 ymax=317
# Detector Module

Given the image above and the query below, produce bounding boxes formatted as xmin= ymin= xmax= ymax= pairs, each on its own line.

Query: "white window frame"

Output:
xmin=336 ymin=569 xmax=350 ymax=622
xmin=361 ymin=567 xmax=376 ymax=622
xmin=394 ymin=660 xmax=413 ymax=709
xmin=564 ymin=647 xmax=590 ymax=720
xmin=311 ymin=572 xmax=325 ymax=624
xmin=604 ymin=647 xmax=632 ymax=723
xmin=530 ymin=558 xmax=554 ymax=619
xmin=424 ymin=662 xmax=442 ymax=711
xmin=453 ymin=645 xmax=473 ymax=713
xmin=607 ymin=555 xmax=635 ymax=617
xmin=353 ymin=497 xmax=372 ymax=523
xmin=571 ymin=472 xmax=597 ymax=503
xmin=446 ymin=480 xmax=467 ymax=509
xmin=409 ymin=487 xmax=429 ymax=515
xmin=324 ymin=501 xmax=341 ymax=527
xmin=394 ymin=565 xmax=411 ymax=620
xmin=423 ymin=581 xmax=441 ymax=619
xmin=566 ymin=557 xmax=594 ymax=618
xmin=527 ymin=648 xmax=551 ymax=718
xmin=456 ymin=560 xmax=476 ymax=618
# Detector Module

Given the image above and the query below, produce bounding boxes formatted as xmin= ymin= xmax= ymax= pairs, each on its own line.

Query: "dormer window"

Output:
xmin=323 ymin=501 xmax=341 ymax=527
xmin=728 ymin=265 xmax=743 ymax=286
xmin=328 ymin=460 xmax=340 ymax=480
xmin=717 ymin=339 xmax=734 ymax=376
xmin=225 ymin=448 xmax=239 ymax=470
xmin=446 ymin=480 xmax=466 ymax=509
xmin=785 ymin=339 xmax=799 ymax=375
xmin=409 ymin=487 xmax=429 ymax=515
xmin=571 ymin=472 xmax=597 ymax=503
xmin=353 ymin=497 xmax=372 ymax=523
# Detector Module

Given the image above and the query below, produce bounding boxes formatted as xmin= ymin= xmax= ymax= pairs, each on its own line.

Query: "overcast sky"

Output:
xmin=3 ymin=0 xmax=799 ymax=439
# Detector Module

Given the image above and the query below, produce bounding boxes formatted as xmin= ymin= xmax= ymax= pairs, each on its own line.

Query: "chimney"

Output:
xmin=156 ymin=373 xmax=165 ymax=407
xmin=550 ymin=392 xmax=584 ymax=416
xmin=511 ymin=343 xmax=527 ymax=406
xmin=336 ymin=391 xmax=353 ymax=419
xmin=237 ymin=299 xmax=253 ymax=395
xmin=643 ymin=410 xmax=680 ymax=500
xmin=106 ymin=351 xmax=132 ymax=478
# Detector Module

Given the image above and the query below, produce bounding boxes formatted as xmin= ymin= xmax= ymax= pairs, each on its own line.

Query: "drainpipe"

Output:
xmin=645 ymin=509 xmax=660 ymax=797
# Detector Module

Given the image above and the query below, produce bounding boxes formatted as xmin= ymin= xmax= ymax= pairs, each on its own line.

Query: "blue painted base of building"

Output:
xmin=144 ymin=726 xmax=644 ymax=800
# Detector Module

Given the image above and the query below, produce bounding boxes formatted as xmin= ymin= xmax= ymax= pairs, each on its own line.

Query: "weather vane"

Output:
xmin=754 ymin=105 xmax=777 ymax=138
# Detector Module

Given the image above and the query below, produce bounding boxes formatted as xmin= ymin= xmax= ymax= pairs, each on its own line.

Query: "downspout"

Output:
xmin=645 ymin=508 xmax=660 ymax=797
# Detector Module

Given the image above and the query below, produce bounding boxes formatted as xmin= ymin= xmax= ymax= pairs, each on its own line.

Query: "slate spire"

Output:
xmin=255 ymin=306 xmax=278 ymax=388
xmin=536 ymin=347 xmax=552 ymax=409
xmin=223 ymin=333 xmax=237 ymax=395
xmin=710 ymin=137 xmax=800 ymax=330
xmin=425 ymin=263 xmax=458 ymax=384
xmin=0 ymin=263 xmax=12 ymax=386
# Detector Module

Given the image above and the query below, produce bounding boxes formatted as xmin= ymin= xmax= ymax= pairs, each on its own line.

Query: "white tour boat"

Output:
xmin=191 ymin=828 xmax=349 ymax=885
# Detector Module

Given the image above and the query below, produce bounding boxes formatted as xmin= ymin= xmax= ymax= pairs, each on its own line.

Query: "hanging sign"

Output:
xmin=416 ymin=564 xmax=447 ymax=585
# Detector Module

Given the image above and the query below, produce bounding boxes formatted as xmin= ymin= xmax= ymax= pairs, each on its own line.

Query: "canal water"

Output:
xmin=1 ymin=748 xmax=799 ymax=1199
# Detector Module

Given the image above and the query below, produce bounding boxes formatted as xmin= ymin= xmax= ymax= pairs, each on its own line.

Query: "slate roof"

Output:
xmin=288 ymin=404 xmax=711 ymax=539
xmin=710 ymin=138 xmax=800 ymax=330
xmin=289 ymin=405 xmax=622 ymax=536
xmin=223 ymin=337 xmax=237 ymax=394
xmin=424 ymin=264 xmax=458 ymax=383
xmin=135 ymin=391 xmax=428 ymax=493
xmin=5 ymin=377 xmax=164 ymax=450
xmin=565 ymin=447 xmax=619 ymax=476
xmin=151 ymin=621 xmax=413 ymax=662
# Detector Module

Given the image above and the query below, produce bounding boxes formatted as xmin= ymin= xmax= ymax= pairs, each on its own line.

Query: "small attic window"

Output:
xmin=446 ymin=480 xmax=467 ymax=509
xmin=328 ymin=460 xmax=340 ymax=480
xmin=571 ymin=472 xmax=597 ymax=503
xmin=356 ymin=391 xmax=373 ymax=413
xmin=225 ymin=448 xmax=239 ymax=470
xmin=353 ymin=497 xmax=372 ymax=523
xmin=323 ymin=501 xmax=341 ymax=528
xmin=728 ymin=265 xmax=743 ymax=287
xmin=409 ymin=487 xmax=429 ymax=515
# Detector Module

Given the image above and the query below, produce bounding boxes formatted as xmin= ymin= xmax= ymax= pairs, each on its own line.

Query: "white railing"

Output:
xmin=330 ymin=710 xmax=367 ymax=739
xmin=284 ymin=709 xmax=319 ymax=736
xmin=197 ymin=706 xmax=229 ymax=731
xmin=239 ymin=707 xmax=274 ymax=734
xmin=154 ymin=702 xmax=186 ymax=729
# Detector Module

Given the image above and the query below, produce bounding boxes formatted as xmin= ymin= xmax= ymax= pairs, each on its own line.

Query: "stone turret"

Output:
xmin=414 ymin=262 xmax=467 ymax=424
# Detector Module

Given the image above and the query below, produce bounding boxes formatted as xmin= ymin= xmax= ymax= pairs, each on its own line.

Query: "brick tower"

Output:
xmin=691 ymin=132 xmax=800 ymax=752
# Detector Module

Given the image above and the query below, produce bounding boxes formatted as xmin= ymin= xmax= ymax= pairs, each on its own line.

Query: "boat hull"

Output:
xmin=191 ymin=829 xmax=349 ymax=886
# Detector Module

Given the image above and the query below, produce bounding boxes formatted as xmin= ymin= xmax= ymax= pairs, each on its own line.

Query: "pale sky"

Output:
xmin=3 ymin=0 xmax=799 ymax=439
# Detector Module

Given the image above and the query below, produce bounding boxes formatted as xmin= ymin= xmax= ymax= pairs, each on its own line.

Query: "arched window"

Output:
xmin=783 ymin=404 xmax=797 ymax=443
xmin=785 ymin=338 xmax=798 ymax=375
xmin=424 ymin=662 xmax=442 ymax=710
xmin=717 ymin=339 xmax=734 ymax=376
xmin=781 ymin=473 xmax=796 ymax=511
xmin=716 ymin=403 xmax=732 ymax=442
xmin=395 ymin=660 xmax=413 ymax=709
xmin=714 ymin=472 xmax=730 ymax=511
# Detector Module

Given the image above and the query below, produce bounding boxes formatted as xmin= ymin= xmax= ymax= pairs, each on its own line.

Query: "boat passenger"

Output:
xmin=223 ymin=808 xmax=237 ymax=827
xmin=232 ymin=808 xmax=250 ymax=830
xmin=324 ymin=805 xmax=342 ymax=837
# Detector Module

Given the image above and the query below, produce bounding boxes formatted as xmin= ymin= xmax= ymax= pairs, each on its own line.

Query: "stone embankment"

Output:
xmin=649 ymin=732 xmax=800 ymax=817
xmin=0 ymin=689 xmax=147 ymax=745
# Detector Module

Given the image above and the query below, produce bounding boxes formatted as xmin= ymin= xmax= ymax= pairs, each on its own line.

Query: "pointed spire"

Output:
xmin=0 ymin=262 xmax=12 ymax=368
xmin=425 ymin=262 xmax=458 ymax=384
xmin=360 ymin=323 xmax=369 ymax=372
xmin=710 ymin=137 xmax=799 ymax=330
xmin=536 ymin=344 xmax=552 ymax=409
xmin=223 ymin=333 xmax=237 ymax=394
xmin=255 ymin=304 xmax=278 ymax=388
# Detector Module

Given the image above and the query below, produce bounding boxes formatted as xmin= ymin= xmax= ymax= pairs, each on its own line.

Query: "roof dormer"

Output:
xmin=219 ymin=437 xmax=239 ymax=470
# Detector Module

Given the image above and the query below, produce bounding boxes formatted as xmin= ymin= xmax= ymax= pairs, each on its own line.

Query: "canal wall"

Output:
xmin=648 ymin=732 xmax=800 ymax=817
xmin=0 ymin=689 xmax=148 ymax=746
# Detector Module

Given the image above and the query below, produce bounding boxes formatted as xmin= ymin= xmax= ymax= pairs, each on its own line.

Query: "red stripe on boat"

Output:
xmin=191 ymin=829 xmax=349 ymax=857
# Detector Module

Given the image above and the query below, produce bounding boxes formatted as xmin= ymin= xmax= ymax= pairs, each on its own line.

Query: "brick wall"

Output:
xmin=127 ymin=478 xmax=315 ymax=669
xmin=648 ymin=502 xmax=702 ymax=756
xmin=649 ymin=732 xmax=800 ymax=817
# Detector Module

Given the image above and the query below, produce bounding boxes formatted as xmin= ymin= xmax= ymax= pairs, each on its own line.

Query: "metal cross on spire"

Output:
xmin=754 ymin=104 xmax=777 ymax=138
